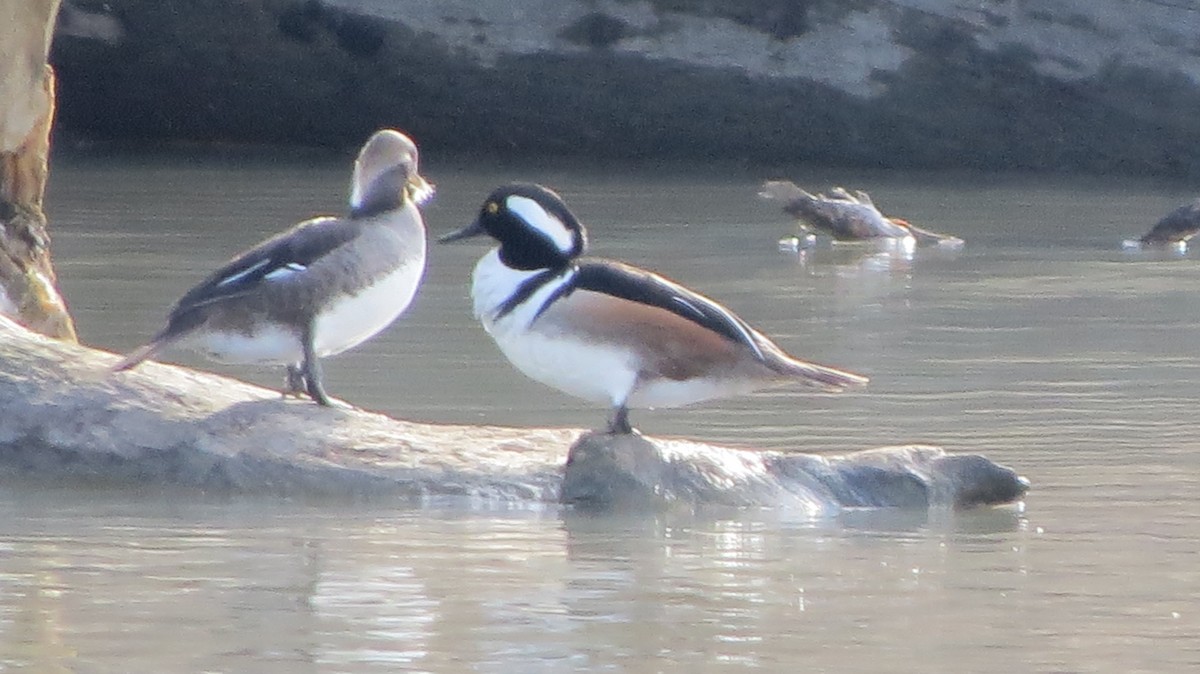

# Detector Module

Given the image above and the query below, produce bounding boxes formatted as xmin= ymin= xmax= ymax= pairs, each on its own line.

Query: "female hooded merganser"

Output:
xmin=760 ymin=181 xmax=963 ymax=248
xmin=439 ymin=183 xmax=868 ymax=434
xmin=113 ymin=129 xmax=433 ymax=406
xmin=1123 ymin=198 xmax=1200 ymax=251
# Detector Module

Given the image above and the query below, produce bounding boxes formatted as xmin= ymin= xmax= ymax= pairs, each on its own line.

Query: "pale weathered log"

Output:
xmin=0 ymin=0 xmax=77 ymax=341
xmin=0 ymin=317 xmax=572 ymax=501
xmin=0 ymin=318 xmax=1029 ymax=511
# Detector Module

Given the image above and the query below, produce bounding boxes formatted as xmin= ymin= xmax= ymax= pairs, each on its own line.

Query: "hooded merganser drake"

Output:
xmin=439 ymin=183 xmax=868 ymax=434
xmin=113 ymin=128 xmax=433 ymax=406
xmin=1123 ymin=198 xmax=1200 ymax=251
xmin=760 ymin=181 xmax=964 ymax=248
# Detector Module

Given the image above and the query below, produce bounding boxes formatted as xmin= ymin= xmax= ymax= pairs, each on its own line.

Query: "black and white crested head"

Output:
xmin=349 ymin=129 xmax=435 ymax=218
xmin=447 ymin=183 xmax=587 ymax=270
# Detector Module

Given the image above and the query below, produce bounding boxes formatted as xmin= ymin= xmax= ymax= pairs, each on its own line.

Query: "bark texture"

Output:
xmin=0 ymin=0 xmax=76 ymax=341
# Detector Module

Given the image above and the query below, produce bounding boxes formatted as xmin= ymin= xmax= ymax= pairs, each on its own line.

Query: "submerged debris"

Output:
xmin=760 ymin=181 xmax=964 ymax=249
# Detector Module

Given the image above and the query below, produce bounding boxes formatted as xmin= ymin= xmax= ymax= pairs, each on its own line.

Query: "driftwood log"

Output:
xmin=0 ymin=318 xmax=1029 ymax=512
xmin=0 ymin=0 xmax=76 ymax=341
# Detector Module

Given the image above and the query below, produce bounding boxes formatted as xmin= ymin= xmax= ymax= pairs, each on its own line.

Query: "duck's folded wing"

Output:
xmin=175 ymin=217 xmax=360 ymax=310
xmin=566 ymin=260 xmax=766 ymax=362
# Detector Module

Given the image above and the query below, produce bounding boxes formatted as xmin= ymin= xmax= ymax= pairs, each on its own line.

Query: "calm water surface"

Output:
xmin=2 ymin=150 xmax=1197 ymax=671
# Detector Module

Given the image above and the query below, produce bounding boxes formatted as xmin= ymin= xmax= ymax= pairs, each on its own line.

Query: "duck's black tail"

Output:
xmin=110 ymin=329 xmax=177 ymax=373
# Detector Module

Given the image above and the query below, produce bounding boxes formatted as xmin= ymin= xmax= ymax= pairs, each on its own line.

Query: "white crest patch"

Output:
xmin=506 ymin=195 xmax=576 ymax=255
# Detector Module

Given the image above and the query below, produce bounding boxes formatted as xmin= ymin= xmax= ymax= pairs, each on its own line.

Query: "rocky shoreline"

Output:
xmin=48 ymin=0 xmax=1200 ymax=176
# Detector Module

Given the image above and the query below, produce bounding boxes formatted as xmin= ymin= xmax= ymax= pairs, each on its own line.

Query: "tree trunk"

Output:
xmin=0 ymin=0 xmax=77 ymax=341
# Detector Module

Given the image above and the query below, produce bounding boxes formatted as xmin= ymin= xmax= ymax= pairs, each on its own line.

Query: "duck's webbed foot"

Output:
xmin=300 ymin=328 xmax=334 ymax=407
xmin=301 ymin=359 xmax=333 ymax=407
xmin=282 ymin=363 xmax=308 ymax=398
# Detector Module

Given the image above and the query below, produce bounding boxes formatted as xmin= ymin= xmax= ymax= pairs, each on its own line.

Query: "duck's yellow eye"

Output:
xmin=486 ymin=201 xmax=500 ymax=214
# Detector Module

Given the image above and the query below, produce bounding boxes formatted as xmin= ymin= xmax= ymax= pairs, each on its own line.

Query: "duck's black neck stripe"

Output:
xmin=494 ymin=265 xmax=576 ymax=323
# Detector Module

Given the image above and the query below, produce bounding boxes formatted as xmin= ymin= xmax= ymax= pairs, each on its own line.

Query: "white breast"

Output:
xmin=313 ymin=255 xmax=426 ymax=357
xmin=471 ymin=250 xmax=638 ymax=407
xmin=470 ymin=249 xmax=539 ymax=323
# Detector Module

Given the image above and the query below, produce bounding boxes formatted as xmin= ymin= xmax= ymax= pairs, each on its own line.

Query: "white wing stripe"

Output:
xmin=708 ymin=301 xmax=764 ymax=361
xmin=672 ymin=295 xmax=701 ymax=315
xmin=214 ymin=258 xmax=270 ymax=288
xmin=665 ymin=280 xmax=764 ymax=361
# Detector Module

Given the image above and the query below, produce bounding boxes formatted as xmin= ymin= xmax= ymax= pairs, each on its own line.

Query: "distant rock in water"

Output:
xmin=1123 ymin=198 xmax=1200 ymax=252
xmin=760 ymin=181 xmax=964 ymax=249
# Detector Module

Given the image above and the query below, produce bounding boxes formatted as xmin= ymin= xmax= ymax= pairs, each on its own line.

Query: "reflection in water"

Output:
xmin=782 ymin=238 xmax=919 ymax=306
xmin=0 ymin=481 xmax=1195 ymax=672
xmin=8 ymin=155 xmax=1200 ymax=671
xmin=1120 ymin=238 xmax=1190 ymax=256
xmin=779 ymin=234 xmax=968 ymax=278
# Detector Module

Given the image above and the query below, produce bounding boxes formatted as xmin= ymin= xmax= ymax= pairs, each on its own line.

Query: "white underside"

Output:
xmin=492 ymin=330 xmax=637 ymax=406
xmin=313 ymin=258 xmax=424 ymax=356
xmin=488 ymin=318 xmax=765 ymax=410
xmin=193 ymin=259 xmax=425 ymax=364
xmin=191 ymin=324 xmax=299 ymax=364
xmin=629 ymin=373 xmax=767 ymax=409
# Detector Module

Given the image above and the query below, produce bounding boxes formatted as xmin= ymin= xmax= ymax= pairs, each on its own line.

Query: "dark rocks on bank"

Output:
xmin=0 ymin=318 xmax=1029 ymax=513
xmin=46 ymin=0 xmax=1200 ymax=177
